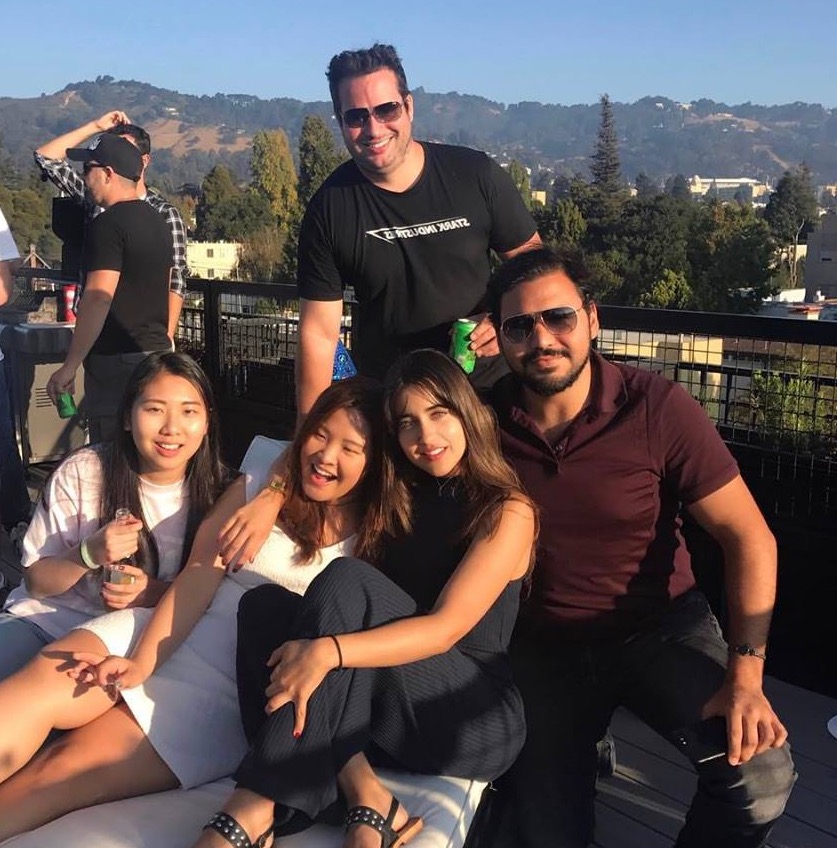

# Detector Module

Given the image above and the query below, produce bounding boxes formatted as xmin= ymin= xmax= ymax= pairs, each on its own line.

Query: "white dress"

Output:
xmin=77 ymin=485 xmax=355 ymax=788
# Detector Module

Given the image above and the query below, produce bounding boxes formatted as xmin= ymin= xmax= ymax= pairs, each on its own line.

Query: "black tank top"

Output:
xmin=380 ymin=477 xmax=522 ymax=657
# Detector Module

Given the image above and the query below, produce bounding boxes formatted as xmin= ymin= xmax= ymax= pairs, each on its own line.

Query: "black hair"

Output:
xmin=106 ymin=123 xmax=151 ymax=157
xmin=101 ymin=351 xmax=229 ymax=576
xmin=486 ymin=246 xmax=593 ymax=327
xmin=326 ymin=43 xmax=410 ymax=119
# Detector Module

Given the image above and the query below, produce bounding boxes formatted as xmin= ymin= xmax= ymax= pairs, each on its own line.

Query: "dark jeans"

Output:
xmin=491 ymin=590 xmax=796 ymax=848
xmin=0 ymin=360 xmax=29 ymax=529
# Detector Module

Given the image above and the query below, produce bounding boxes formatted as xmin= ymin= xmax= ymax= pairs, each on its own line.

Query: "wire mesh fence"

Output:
xmin=177 ymin=290 xmax=836 ymax=526
xmin=596 ymin=306 xmax=836 ymax=529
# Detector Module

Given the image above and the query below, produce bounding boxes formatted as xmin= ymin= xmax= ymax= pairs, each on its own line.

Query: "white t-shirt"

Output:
xmin=0 ymin=206 xmax=21 ymax=365
xmin=3 ymin=447 xmax=189 ymax=639
xmin=0 ymin=207 xmax=18 ymax=263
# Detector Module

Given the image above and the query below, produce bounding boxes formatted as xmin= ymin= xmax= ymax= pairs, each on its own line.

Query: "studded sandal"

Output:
xmin=345 ymin=797 xmax=424 ymax=848
xmin=203 ymin=811 xmax=272 ymax=848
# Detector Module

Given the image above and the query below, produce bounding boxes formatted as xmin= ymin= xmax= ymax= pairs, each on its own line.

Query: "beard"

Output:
xmin=515 ymin=347 xmax=590 ymax=396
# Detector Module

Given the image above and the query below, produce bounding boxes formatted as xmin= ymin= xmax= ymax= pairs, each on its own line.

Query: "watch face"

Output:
xmin=732 ymin=643 xmax=765 ymax=659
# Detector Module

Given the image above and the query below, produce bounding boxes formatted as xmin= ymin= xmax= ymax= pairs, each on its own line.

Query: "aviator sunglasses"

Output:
xmin=341 ymin=100 xmax=404 ymax=129
xmin=500 ymin=306 xmax=585 ymax=344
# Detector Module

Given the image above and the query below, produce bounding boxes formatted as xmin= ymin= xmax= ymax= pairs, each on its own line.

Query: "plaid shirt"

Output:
xmin=34 ymin=152 xmax=188 ymax=297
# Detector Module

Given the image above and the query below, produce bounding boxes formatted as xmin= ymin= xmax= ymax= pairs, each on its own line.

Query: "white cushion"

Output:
xmin=239 ymin=434 xmax=291 ymax=478
xmin=1 ymin=771 xmax=486 ymax=848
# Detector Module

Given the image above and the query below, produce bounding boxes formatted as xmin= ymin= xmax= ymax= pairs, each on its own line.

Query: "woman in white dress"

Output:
xmin=0 ymin=350 xmax=229 ymax=680
xmin=0 ymin=377 xmax=387 ymax=840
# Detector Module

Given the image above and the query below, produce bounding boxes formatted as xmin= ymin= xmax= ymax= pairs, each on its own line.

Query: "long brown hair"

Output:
xmin=279 ymin=377 xmax=387 ymax=563
xmin=376 ymin=349 xmax=537 ymax=566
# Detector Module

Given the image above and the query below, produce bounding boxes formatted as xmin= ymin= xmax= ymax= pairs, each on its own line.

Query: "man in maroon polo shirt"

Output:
xmin=484 ymin=247 xmax=795 ymax=848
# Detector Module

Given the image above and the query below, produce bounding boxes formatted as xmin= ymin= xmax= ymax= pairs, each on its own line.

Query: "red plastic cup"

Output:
xmin=61 ymin=284 xmax=77 ymax=323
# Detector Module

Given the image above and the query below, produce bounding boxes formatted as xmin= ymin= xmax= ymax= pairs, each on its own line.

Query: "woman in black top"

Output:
xmin=199 ymin=349 xmax=537 ymax=848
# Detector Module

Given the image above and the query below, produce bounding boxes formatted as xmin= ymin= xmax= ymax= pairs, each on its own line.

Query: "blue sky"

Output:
xmin=3 ymin=0 xmax=836 ymax=107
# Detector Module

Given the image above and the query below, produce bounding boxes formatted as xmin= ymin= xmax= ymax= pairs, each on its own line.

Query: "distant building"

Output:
xmin=186 ymin=240 xmax=241 ymax=280
xmin=688 ymin=175 xmax=771 ymax=202
xmin=531 ymin=190 xmax=547 ymax=206
xmin=804 ymin=213 xmax=837 ymax=300
xmin=759 ymin=288 xmax=826 ymax=320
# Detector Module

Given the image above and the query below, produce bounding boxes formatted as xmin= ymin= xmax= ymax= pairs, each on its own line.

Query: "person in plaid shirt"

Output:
xmin=34 ymin=111 xmax=187 ymax=339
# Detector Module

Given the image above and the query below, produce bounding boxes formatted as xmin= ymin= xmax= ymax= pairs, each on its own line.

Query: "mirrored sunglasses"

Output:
xmin=500 ymin=306 xmax=585 ymax=344
xmin=342 ymin=100 xmax=404 ymax=129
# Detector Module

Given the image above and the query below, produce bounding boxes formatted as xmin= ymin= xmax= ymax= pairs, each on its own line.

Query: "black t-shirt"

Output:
xmin=83 ymin=200 xmax=172 ymax=356
xmin=297 ymin=142 xmax=536 ymax=379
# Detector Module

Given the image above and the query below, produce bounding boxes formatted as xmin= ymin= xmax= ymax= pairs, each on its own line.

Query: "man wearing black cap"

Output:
xmin=34 ymin=111 xmax=188 ymax=339
xmin=46 ymin=134 xmax=173 ymax=442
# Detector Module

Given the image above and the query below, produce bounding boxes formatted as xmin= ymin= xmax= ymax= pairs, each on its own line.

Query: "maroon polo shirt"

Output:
xmin=490 ymin=351 xmax=739 ymax=638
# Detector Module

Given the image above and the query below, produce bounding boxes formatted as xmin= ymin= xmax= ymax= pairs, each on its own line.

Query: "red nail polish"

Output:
xmin=293 ymin=730 xmax=301 ymax=739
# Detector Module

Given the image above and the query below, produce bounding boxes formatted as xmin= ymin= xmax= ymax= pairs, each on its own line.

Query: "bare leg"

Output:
xmin=0 ymin=702 xmax=178 ymax=840
xmin=190 ymin=788 xmax=275 ymax=848
xmin=339 ymin=753 xmax=421 ymax=848
xmin=0 ymin=629 xmax=120 ymax=783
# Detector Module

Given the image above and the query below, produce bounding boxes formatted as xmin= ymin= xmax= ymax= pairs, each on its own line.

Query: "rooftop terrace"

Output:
xmin=2 ymin=274 xmax=836 ymax=846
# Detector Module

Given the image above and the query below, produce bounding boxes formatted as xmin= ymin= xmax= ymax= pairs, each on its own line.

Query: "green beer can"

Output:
xmin=57 ymin=391 xmax=77 ymax=419
xmin=450 ymin=318 xmax=478 ymax=374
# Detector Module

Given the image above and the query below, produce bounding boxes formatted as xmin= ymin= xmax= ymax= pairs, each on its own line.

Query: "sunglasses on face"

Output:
xmin=341 ymin=100 xmax=404 ymax=129
xmin=500 ymin=306 xmax=585 ymax=344
xmin=82 ymin=162 xmax=108 ymax=175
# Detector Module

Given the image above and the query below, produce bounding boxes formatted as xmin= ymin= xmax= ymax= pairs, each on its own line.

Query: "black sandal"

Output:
xmin=345 ymin=797 xmax=424 ymax=848
xmin=203 ymin=811 xmax=272 ymax=848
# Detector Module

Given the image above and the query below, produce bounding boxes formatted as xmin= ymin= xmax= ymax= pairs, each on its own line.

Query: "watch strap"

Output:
xmin=730 ymin=643 xmax=767 ymax=661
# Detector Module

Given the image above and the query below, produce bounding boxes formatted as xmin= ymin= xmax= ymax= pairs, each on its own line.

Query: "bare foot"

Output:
xmin=191 ymin=788 xmax=274 ymax=848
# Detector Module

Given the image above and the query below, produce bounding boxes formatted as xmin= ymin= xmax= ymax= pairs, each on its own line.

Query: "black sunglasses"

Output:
xmin=500 ymin=306 xmax=585 ymax=344
xmin=82 ymin=162 xmax=108 ymax=175
xmin=341 ymin=100 xmax=404 ymax=129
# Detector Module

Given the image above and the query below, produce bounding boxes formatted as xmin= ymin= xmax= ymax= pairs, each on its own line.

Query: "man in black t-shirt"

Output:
xmin=295 ymin=43 xmax=541 ymax=420
xmin=46 ymin=133 xmax=172 ymax=443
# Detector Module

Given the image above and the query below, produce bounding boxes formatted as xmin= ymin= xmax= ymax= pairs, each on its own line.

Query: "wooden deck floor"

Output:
xmin=594 ymin=678 xmax=837 ymax=847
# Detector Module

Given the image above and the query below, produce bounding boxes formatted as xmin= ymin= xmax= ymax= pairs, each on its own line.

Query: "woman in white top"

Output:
xmin=0 ymin=351 xmax=229 ymax=680
xmin=0 ymin=376 xmax=387 ymax=841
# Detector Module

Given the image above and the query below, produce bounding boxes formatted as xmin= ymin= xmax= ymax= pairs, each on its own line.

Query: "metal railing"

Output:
xmin=176 ymin=282 xmax=836 ymax=532
xmin=173 ymin=279 xmax=354 ymax=458
xmin=595 ymin=306 xmax=836 ymax=534
xmin=6 ymin=271 xmax=836 ymax=694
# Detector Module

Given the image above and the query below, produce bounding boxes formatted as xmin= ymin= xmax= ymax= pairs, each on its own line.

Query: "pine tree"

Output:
xmin=507 ymin=160 xmax=533 ymax=210
xmin=195 ymin=165 xmax=239 ymax=240
xmin=298 ymin=115 xmax=345 ymax=210
xmin=764 ymin=164 xmax=818 ymax=289
xmin=590 ymin=94 xmax=622 ymax=197
xmin=250 ymin=129 xmax=298 ymax=226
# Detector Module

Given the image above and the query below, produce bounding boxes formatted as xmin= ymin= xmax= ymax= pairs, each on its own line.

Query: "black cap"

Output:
xmin=67 ymin=133 xmax=143 ymax=182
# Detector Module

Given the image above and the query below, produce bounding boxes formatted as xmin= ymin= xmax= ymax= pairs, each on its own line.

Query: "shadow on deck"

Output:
xmin=596 ymin=677 xmax=837 ymax=847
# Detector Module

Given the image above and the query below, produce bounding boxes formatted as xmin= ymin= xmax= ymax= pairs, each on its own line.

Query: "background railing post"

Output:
xmin=204 ymin=280 xmax=222 ymax=393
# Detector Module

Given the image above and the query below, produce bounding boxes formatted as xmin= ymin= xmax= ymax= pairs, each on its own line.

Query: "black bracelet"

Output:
xmin=329 ymin=634 xmax=344 ymax=669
